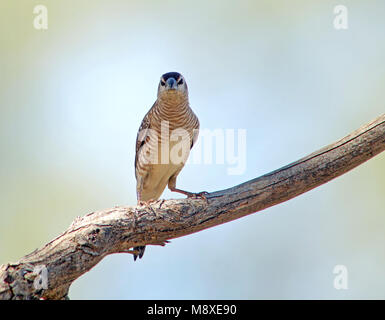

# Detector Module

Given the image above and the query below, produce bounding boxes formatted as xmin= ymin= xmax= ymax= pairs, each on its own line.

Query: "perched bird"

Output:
xmin=133 ymin=72 xmax=206 ymax=260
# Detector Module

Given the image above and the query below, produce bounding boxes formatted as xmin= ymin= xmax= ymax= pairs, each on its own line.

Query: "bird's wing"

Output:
xmin=190 ymin=112 xmax=200 ymax=149
xmin=135 ymin=102 xmax=156 ymax=174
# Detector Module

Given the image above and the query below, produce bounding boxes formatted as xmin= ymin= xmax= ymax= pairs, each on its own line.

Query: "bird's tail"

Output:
xmin=133 ymin=246 xmax=146 ymax=261
xmin=134 ymin=192 xmax=162 ymax=261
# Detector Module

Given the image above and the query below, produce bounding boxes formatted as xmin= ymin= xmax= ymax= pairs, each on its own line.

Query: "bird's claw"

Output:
xmin=137 ymin=199 xmax=157 ymax=206
xmin=188 ymin=191 xmax=209 ymax=203
xmin=151 ymin=240 xmax=171 ymax=246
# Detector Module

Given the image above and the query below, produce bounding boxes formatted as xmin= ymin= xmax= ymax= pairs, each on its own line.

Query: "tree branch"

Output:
xmin=1 ymin=114 xmax=385 ymax=300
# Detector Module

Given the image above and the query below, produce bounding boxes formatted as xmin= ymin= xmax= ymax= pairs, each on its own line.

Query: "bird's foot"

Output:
xmin=137 ymin=199 xmax=157 ymax=206
xmin=150 ymin=240 xmax=171 ymax=246
xmin=137 ymin=199 xmax=162 ymax=217
xmin=187 ymin=191 xmax=209 ymax=203
xmin=170 ymin=187 xmax=210 ymax=203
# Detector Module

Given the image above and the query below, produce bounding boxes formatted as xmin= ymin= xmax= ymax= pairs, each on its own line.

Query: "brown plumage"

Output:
xmin=133 ymin=72 xmax=204 ymax=260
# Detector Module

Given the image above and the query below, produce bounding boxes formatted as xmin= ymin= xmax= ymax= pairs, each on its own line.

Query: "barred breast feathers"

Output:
xmin=135 ymin=99 xmax=199 ymax=178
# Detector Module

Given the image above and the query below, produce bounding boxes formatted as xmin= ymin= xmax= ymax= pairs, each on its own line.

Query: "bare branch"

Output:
xmin=1 ymin=114 xmax=385 ymax=300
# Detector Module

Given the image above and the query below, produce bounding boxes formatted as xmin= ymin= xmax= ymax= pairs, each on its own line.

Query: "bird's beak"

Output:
xmin=166 ymin=77 xmax=177 ymax=90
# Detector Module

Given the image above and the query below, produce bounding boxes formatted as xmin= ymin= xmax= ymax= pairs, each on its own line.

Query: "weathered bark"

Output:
xmin=1 ymin=114 xmax=385 ymax=300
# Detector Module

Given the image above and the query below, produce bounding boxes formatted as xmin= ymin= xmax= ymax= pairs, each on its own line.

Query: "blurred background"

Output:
xmin=1 ymin=0 xmax=385 ymax=299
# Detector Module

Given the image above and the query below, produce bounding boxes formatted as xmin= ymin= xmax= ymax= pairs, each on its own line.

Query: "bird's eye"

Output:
xmin=177 ymin=78 xmax=184 ymax=85
xmin=160 ymin=79 xmax=166 ymax=86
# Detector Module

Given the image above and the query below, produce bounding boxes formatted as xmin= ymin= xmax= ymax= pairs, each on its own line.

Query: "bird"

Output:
xmin=133 ymin=72 xmax=206 ymax=261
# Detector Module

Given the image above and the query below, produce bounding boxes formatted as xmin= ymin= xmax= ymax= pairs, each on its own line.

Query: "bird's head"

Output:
xmin=157 ymin=72 xmax=188 ymax=99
